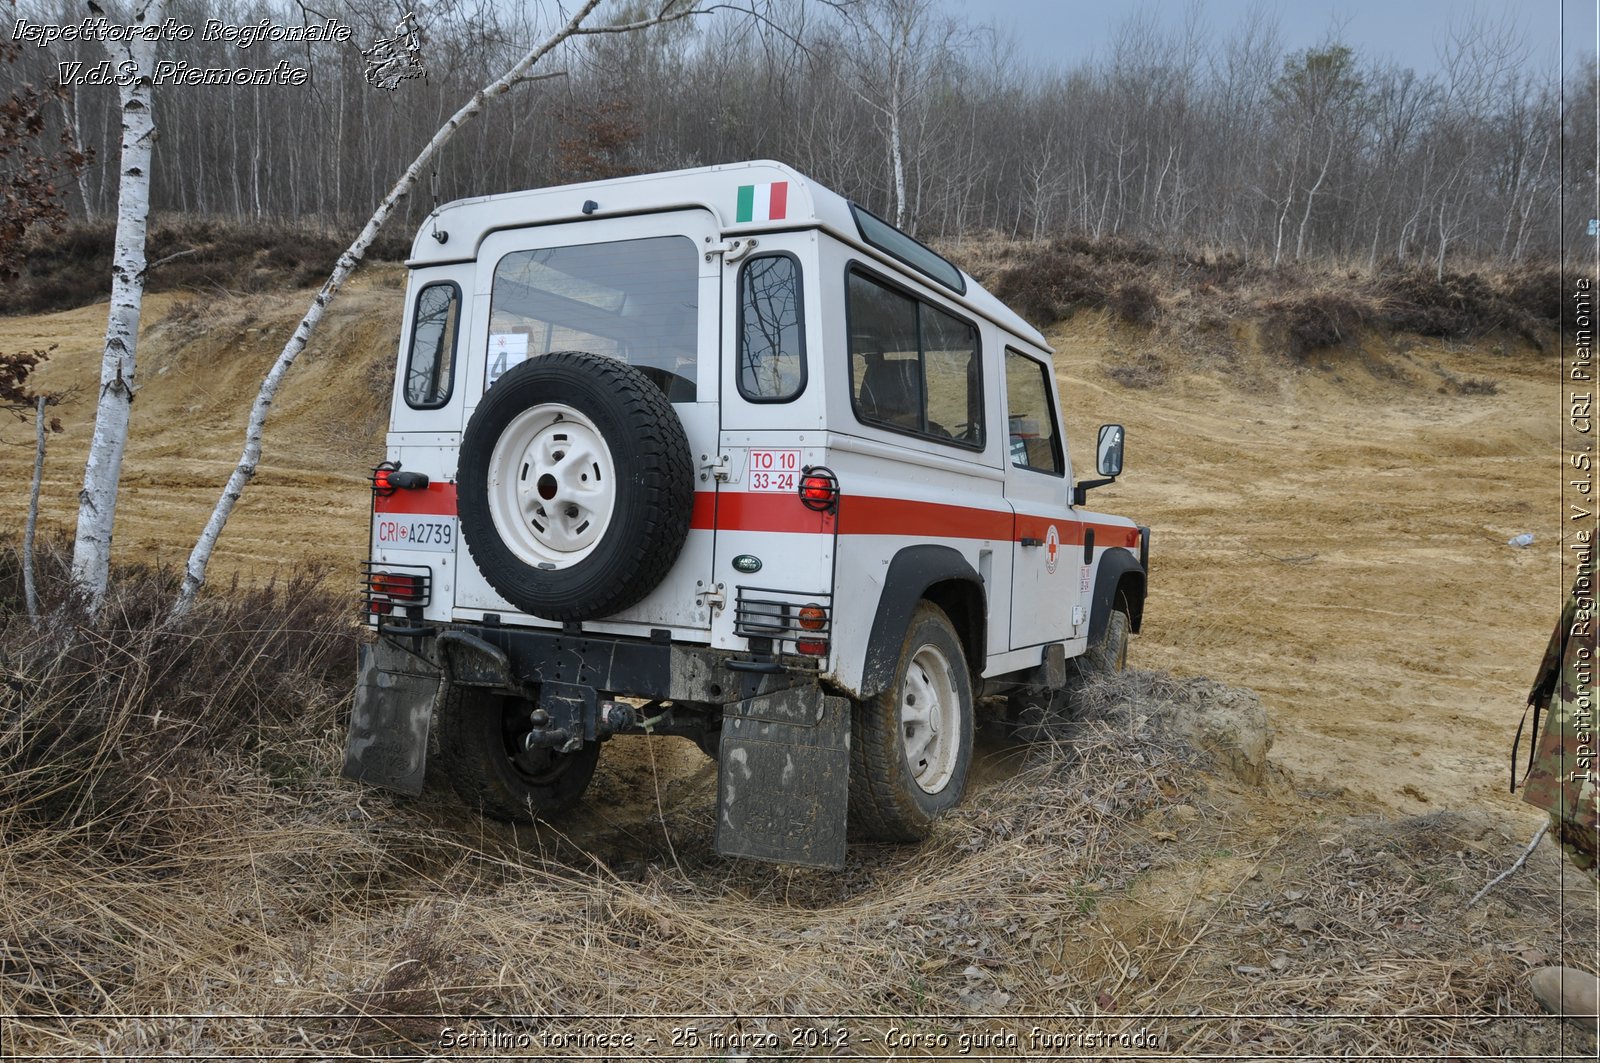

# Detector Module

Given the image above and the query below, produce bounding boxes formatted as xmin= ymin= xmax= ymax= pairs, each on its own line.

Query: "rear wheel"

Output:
xmin=435 ymin=685 xmax=599 ymax=821
xmin=850 ymin=603 xmax=974 ymax=842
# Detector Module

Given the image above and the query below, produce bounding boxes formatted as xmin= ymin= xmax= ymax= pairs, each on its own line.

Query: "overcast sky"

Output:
xmin=951 ymin=0 xmax=1594 ymax=77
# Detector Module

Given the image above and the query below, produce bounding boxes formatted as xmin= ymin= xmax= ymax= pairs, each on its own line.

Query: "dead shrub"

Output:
xmin=988 ymin=234 xmax=1172 ymax=329
xmin=1107 ymin=280 xmax=1161 ymax=325
xmin=0 ymin=533 xmax=359 ymax=843
xmin=10 ymin=219 xmax=413 ymax=314
xmin=1266 ymin=290 xmax=1369 ymax=359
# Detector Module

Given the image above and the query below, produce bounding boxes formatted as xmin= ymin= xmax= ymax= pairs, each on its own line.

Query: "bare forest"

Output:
xmin=5 ymin=0 xmax=1591 ymax=270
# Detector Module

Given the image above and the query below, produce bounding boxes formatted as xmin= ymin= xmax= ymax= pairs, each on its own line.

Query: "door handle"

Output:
xmin=1020 ymin=537 xmax=1043 ymax=547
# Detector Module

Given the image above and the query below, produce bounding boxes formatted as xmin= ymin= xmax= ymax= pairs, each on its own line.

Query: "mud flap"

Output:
xmin=341 ymin=639 xmax=442 ymax=796
xmin=714 ymin=686 xmax=851 ymax=869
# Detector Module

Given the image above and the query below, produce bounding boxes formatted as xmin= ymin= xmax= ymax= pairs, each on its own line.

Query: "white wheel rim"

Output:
xmin=486 ymin=403 xmax=617 ymax=567
xmin=900 ymin=642 xmax=961 ymax=794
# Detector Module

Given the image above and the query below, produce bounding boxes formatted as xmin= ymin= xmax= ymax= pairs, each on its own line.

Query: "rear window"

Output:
xmin=403 ymin=281 xmax=460 ymax=409
xmin=488 ymin=235 xmax=699 ymax=400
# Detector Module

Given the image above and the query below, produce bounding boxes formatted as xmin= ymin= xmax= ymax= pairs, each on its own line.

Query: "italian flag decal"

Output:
xmin=736 ymin=181 xmax=788 ymax=223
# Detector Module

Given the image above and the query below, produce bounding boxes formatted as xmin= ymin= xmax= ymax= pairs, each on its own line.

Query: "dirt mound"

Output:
xmin=0 ymin=258 xmax=1569 ymax=831
xmin=1071 ymin=671 xmax=1283 ymax=789
xmin=962 ymin=233 xmax=1565 ymax=353
xmin=10 ymin=220 xmax=413 ymax=315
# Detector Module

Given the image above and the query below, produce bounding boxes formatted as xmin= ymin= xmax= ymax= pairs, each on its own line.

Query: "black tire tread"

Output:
xmin=434 ymin=683 xmax=598 ymax=822
xmin=849 ymin=603 xmax=973 ymax=843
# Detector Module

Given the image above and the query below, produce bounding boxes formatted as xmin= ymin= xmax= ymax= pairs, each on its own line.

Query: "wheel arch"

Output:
xmin=1087 ymin=546 xmax=1146 ymax=645
xmin=860 ymin=545 xmax=986 ymax=699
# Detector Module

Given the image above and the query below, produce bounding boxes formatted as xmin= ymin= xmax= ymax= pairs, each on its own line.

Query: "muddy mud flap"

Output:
xmin=341 ymin=639 xmax=442 ymax=796
xmin=714 ymin=686 xmax=851 ymax=869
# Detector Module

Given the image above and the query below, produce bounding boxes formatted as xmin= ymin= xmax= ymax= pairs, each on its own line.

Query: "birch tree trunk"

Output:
xmin=70 ymin=0 xmax=165 ymax=613
xmin=24 ymin=395 xmax=48 ymax=627
xmin=171 ymin=0 xmax=702 ymax=618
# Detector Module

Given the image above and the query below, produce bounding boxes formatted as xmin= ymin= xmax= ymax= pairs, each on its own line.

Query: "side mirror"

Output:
xmin=1096 ymin=424 xmax=1125 ymax=478
xmin=1073 ymin=424 xmax=1126 ymax=506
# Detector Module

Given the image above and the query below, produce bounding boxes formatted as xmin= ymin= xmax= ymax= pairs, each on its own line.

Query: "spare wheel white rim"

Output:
xmin=486 ymin=403 xmax=617 ymax=567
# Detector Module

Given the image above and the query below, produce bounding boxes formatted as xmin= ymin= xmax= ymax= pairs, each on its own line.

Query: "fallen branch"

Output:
xmin=1468 ymin=822 xmax=1548 ymax=907
xmin=145 ymin=247 xmax=199 ymax=272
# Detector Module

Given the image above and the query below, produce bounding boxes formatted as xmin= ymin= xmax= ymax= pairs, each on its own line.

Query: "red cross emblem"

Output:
xmin=1044 ymin=524 xmax=1061 ymax=574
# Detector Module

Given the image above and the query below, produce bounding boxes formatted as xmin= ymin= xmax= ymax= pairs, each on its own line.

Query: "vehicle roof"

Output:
xmin=409 ymin=160 xmax=1050 ymax=351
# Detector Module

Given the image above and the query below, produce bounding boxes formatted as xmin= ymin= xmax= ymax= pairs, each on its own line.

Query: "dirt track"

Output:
xmin=0 ymin=274 xmax=1565 ymax=829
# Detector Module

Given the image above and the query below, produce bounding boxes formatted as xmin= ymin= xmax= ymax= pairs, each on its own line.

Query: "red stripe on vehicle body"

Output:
xmin=693 ymin=491 xmax=832 ymax=534
xmin=374 ymin=483 xmax=458 ymax=515
xmin=1014 ymin=512 xmax=1141 ymax=550
xmin=373 ymin=484 xmax=1136 ymax=548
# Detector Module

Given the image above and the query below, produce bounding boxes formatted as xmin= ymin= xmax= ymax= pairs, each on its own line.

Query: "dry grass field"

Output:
xmin=0 ymin=256 xmax=1595 ymax=1058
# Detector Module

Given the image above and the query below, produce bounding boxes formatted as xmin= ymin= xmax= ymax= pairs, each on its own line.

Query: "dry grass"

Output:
xmin=2 ymin=548 xmax=1593 ymax=1060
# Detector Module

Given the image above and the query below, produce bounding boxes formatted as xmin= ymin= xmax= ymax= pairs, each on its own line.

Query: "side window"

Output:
xmin=738 ymin=254 xmax=805 ymax=401
xmin=404 ymin=282 xmax=460 ymax=409
xmin=921 ymin=303 xmax=983 ymax=447
xmin=1004 ymin=349 xmax=1064 ymax=475
xmin=847 ymin=268 xmax=983 ymax=449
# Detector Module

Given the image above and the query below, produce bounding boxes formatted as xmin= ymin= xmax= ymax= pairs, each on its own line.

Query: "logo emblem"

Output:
xmin=732 ymin=554 xmax=762 ymax=574
xmin=1044 ymin=525 xmax=1061 ymax=574
xmin=364 ymin=11 xmax=427 ymax=90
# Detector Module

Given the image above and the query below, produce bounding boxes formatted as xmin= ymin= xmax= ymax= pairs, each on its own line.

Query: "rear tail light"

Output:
xmin=361 ymin=562 xmax=432 ymax=620
xmin=798 ymin=465 xmax=839 ymax=512
xmin=372 ymin=573 xmax=425 ymax=601
xmin=370 ymin=462 xmax=429 ymax=496
xmin=733 ymin=588 xmax=832 ymax=660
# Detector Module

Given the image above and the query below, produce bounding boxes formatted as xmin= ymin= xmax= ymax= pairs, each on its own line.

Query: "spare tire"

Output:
xmin=458 ymin=351 xmax=694 ymax=620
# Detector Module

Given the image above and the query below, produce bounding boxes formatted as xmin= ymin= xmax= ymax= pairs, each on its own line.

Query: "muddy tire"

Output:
xmin=435 ymin=684 xmax=599 ymax=821
xmin=1081 ymin=601 xmax=1131 ymax=676
xmin=849 ymin=603 xmax=974 ymax=842
xmin=457 ymin=351 xmax=693 ymax=621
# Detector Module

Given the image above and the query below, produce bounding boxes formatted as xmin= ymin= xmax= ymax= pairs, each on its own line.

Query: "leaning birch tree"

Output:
xmin=170 ymin=0 xmax=717 ymax=618
xmin=71 ymin=0 xmax=166 ymax=612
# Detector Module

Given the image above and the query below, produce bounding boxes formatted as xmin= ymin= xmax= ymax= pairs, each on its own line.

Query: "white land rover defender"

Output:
xmin=343 ymin=161 xmax=1149 ymax=868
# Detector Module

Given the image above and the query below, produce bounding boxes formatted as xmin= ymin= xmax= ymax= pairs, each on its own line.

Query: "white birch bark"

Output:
xmin=170 ymin=0 xmax=702 ymax=618
xmin=24 ymin=396 xmax=48 ymax=627
xmin=70 ymin=0 xmax=166 ymax=613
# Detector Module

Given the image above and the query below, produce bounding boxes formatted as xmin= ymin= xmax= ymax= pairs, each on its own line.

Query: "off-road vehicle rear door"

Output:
xmin=452 ymin=210 xmax=723 ymax=633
